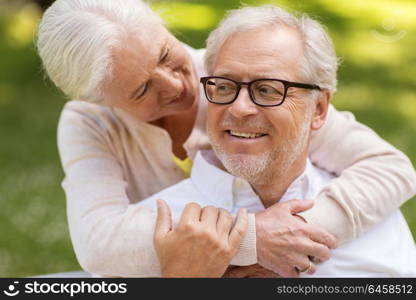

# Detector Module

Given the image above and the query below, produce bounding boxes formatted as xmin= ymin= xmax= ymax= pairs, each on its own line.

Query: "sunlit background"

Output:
xmin=0 ymin=0 xmax=415 ymax=277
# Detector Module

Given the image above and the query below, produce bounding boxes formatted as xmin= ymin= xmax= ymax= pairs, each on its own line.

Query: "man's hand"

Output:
xmin=256 ymin=199 xmax=337 ymax=277
xmin=154 ymin=200 xmax=248 ymax=277
xmin=223 ymin=264 xmax=280 ymax=278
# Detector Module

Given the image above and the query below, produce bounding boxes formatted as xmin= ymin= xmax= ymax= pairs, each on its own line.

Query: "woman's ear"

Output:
xmin=311 ymin=89 xmax=331 ymax=131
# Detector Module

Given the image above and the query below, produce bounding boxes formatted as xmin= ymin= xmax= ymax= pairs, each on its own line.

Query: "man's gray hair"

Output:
xmin=37 ymin=0 xmax=162 ymax=102
xmin=204 ymin=5 xmax=339 ymax=93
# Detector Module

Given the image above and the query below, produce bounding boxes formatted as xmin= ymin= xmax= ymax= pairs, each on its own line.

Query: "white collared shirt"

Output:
xmin=137 ymin=151 xmax=416 ymax=277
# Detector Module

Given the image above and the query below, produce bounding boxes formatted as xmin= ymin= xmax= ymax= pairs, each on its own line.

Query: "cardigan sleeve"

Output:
xmin=58 ymin=103 xmax=257 ymax=277
xmin=300 ymin=104 xmax=416 ymax=244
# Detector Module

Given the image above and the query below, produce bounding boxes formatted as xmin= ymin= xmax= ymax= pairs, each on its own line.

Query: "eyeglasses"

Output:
xmin=200 ymin=76 xmax=321 ymax=107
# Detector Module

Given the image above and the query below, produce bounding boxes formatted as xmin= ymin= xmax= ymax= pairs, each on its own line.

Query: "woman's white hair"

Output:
xmin=37 ymin=0 xmax=162 ymax=102
xmin=205 ymin=5 xmax=339 ymax=93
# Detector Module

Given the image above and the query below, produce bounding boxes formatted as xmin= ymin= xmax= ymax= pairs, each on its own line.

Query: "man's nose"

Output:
xmin=156 ymin=67 xmax=182 ymax=99
xmin=228 ymin=87 xmax=259 ymax=119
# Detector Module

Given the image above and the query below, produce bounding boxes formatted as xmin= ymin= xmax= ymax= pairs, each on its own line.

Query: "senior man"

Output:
xmin=138 ymin=5 xmax=416 ymax=277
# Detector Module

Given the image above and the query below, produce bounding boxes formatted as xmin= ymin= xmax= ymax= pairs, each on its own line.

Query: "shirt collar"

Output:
xmin=279 ymin=160 xmax=313 ymax=203
xmin=191 ymin=150 xmax=235 ymax=210
xmin=191 ymin=150 xmax=317 ymax=209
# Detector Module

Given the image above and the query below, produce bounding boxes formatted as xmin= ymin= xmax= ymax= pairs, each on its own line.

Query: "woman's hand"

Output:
xmin=154 ymin=200 xmax=248 ymax=277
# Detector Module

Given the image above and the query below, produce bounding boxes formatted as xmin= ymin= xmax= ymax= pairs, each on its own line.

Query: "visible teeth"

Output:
xmin=229 ymin=130 xmax=264 ymax=139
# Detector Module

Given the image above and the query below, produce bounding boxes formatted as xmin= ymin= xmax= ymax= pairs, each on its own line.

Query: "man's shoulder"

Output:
xmin=310 ymin=163 xmax=336 ymax=182
xmin=304 ymin=161 xmax=337 ymax=198
xmin=137 ymin=178 xmax=206 ymax=211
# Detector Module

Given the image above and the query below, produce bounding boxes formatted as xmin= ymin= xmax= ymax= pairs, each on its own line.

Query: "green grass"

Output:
xmin=0 ymin=0 xmax=415 ymax=277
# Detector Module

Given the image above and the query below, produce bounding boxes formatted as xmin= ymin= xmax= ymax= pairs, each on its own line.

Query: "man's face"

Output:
xmin=207 ymin=25 xmax=324 ymax=184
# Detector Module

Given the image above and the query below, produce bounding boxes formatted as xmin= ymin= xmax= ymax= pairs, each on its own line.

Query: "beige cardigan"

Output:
xmin=58 ymin=48 xmax=416 ymax=277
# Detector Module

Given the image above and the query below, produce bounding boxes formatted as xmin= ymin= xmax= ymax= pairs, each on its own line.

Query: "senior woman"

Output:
xmin=37 ymin=0 xmax=416 ymax=277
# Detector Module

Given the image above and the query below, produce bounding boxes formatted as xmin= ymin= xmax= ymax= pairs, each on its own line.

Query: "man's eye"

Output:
xmin=216 ymin=84 xmax=235 ymax=94
xmin=258 ymin=85 xmax=282 ymax=96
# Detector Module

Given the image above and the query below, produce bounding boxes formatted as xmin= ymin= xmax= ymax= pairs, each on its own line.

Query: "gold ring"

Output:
xmin=299 ymin=261 xmax=312 ymax=273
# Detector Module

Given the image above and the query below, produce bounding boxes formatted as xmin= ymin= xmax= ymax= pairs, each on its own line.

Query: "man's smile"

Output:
xmin=226 ymin=130 xmax=268 ymax=139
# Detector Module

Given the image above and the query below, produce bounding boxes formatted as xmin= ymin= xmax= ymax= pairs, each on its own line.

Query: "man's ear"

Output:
xmin=311 ymin=89 xmax=331 ymax=131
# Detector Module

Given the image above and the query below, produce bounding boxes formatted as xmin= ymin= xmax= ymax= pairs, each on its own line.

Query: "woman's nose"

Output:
xmin=156 ymin=67 xmax=183 ymax=99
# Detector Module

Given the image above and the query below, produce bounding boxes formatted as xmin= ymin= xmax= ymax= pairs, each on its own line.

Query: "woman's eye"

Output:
xmin=136 ymin=81 xmax=149 ymax=101
xmin=160 ymin=48 xmax=170 ymax=63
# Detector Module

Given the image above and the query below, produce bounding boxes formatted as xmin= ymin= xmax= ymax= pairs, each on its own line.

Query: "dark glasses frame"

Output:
xmin=200 ymin=76 xmax=321 ymax=107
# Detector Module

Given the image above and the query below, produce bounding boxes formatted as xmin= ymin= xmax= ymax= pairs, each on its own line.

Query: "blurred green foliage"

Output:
xmin=0 ymin=0 xmax=415 ymax=277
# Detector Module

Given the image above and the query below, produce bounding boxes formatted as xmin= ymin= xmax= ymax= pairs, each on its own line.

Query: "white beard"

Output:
xmin=214 ymin=151 xmax=274 ymax=185
xmin=208 ymin=110 xmax=312 ymax=186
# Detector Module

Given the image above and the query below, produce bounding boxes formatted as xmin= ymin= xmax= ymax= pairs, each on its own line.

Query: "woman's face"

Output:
xmin=103 ymin=23 xmax=198 ymax=122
